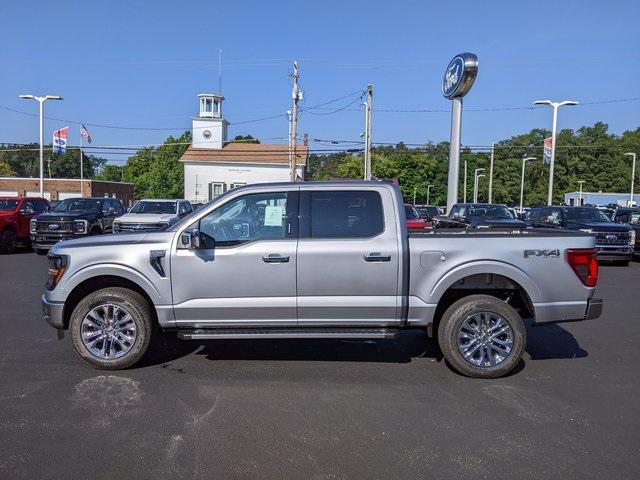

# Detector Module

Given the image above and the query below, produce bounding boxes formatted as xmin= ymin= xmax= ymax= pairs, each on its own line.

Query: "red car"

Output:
xmin=0 ymin=196 xmax=49 ymax=253
xmin=404 ymin=204 xmax=427 ymax=230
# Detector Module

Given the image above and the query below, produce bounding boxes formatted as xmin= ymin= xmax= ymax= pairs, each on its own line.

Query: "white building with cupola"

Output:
xmin=180 ymin=93 xmax=307 ymax=203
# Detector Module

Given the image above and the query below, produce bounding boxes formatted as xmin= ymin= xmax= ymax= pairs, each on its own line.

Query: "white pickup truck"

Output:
xmin=41 ymin=182 xmax=602 ymax=378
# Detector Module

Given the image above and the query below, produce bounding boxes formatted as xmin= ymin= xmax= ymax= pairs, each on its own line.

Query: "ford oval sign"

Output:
xmin=442 ymin=53 xmax=479 ymax=99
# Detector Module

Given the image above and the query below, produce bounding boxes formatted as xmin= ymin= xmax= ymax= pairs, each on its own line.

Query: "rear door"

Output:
xmin=296 ymin=187 xmax=401 ymax=326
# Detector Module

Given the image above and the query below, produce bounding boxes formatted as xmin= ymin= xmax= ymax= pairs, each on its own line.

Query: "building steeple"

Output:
xmin=192 ymin=93 xmax=228 ymax=149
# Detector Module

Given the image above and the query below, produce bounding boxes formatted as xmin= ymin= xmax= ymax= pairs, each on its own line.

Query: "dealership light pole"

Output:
xmin=443 ymin=53 xmax=478 ymax=213
xmin=474 ymin=174 xmax=485 ymax=203
xmin=473 ymin=168 xmax=485 ymax=203
xmin=427 ymin=184 xmax=434 ymax=205
xmin=463 ymin=159 xmax=468 ymax=203
xmin=625 ymin=152 xmax=637 ymax=206
xmin=519 ymin=157 xmax=536 ymax=213
xmin=19 ymin=94 xmax=63 ymax=197
xmin=533 ymin=99 xmax=578 ymax=205
xmin=578 ymin=180 xmax=585 ymax=206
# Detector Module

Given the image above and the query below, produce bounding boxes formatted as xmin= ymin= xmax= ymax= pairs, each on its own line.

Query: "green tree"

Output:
xmin=0 ymin=161 xmax=16 ymax=176
xmin=97 ymin=164 xmax=124 ymax=182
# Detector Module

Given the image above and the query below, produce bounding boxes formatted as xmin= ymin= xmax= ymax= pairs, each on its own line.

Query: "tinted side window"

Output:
xmin=36 ymin=199 xmax=49 ymax=212
xmin=308 ymin=190 xmax=383 ymax=238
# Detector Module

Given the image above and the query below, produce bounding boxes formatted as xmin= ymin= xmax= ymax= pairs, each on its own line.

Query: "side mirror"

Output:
xmin=451 ymin=212 xmax=459 ymax=219
xmin=20 ymin=207 xmax=35 ymax=216
xmin=180 ymin=228 xmax=208 ymax=249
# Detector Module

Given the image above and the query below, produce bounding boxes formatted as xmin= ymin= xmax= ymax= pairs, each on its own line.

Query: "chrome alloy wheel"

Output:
xmin=81 ymin=304 xmax=137 ymax=360
xmin=457 ymin=312 xmax=514 ymax=367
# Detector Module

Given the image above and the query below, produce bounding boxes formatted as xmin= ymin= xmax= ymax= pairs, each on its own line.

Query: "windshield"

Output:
xmin=467 ymin=205 xmax=513 ymax=219
xmin=53 ymin=198 xmax=101 ymax=212
xmin=417 ymin=206 xmax=438 ymax=220
xmin=564 ymin=207 xmax=612 ymax=223
xmin=404 ymin=205 xmax=420 ymax=219
xmin=0 ymin=200 xmax=18 ymax=211
xmin=130 ymin=201 xmax=177 ymax=215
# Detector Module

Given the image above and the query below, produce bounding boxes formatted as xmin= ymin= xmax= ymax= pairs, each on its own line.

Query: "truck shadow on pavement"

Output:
xmin=142 ymin=323 xmax=588 ymax=371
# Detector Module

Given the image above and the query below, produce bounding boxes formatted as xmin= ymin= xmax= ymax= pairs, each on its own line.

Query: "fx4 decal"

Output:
xmin=524 ymin=249 xmax=561 ymax=258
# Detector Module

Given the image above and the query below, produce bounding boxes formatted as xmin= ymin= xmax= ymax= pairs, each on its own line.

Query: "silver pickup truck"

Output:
xmin=41 ymin=182 xmax=602 ymax=378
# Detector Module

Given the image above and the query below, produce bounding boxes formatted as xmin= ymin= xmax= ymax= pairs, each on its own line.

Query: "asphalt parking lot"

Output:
xmin=0 ymin=250 xmax=638 ymax=479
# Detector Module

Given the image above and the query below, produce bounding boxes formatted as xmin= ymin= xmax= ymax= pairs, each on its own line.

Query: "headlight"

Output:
xmin=46 ymin=254 xmax=69 ymax=291
xmin=30 ymin=219 xmax=37 ymax=233
xmin=74 ymin=219 xmax=88 ymax=234
xmin=113 ymin=221 xmax=120 ymax=233
xmin=629 ymin=229 xmax=636 ymax=246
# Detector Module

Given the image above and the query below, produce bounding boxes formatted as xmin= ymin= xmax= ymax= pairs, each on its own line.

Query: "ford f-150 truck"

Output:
xmin=0 ymin=196 xmax=49 ymax=253
xmin=41 ymin=182 xmax=602 ymax=378
xmin=434 ymin=203 xmax=528 ymax=229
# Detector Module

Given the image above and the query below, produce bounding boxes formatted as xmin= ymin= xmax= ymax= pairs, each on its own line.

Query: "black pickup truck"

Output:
xmin=434 ymin=203 xmax=528 ymax=229
xmin=529 ymin=206 xmax=635 ymax=264
xmin=30 ymin=197 xmax=125 ymax=255
xmin=611 ymin=207 xmax=640 ymax=257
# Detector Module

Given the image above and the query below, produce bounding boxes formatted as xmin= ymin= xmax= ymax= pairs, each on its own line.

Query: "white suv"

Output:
xmin=113 ymin=199 xmax=193 ymax=232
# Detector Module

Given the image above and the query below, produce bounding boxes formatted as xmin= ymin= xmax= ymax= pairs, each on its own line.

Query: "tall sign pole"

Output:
xmin=488 ymin=143 xmax=494 ymax=203
xmin=442 ymin=53 xmax=478 ymax=213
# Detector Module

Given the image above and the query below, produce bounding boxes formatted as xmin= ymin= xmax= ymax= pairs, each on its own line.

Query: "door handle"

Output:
xmin=262 ymin=254 xmax=290 ymax=263
xmin=364 ymin=252 xmax=391 ymax=262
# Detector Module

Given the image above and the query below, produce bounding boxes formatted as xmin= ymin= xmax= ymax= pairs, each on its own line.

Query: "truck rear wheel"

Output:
xmin=437 ymin=294 xmax=525 ymax=378
xmin=69 ymin=287 xmax=153 ymax=369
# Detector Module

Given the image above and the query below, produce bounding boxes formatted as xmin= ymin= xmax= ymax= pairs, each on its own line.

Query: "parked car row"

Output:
xmin=0 ymin=195 xmax=194 ymax=255
xmin=431 ymin=202 xmax=638 ymax=265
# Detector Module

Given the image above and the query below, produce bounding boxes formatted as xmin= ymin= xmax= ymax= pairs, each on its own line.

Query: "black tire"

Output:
xmin=70 ymin=287 xmax=153 ymax=369
xmin=437 ymin=294 xmax=526 ymax=379
xmin=90 ymin=227 xmax=102 ymax=235
xmin=0 ymin=228 xmax=18 ymax=254
xmin=35 ymin=248 xmax=48 ymax=256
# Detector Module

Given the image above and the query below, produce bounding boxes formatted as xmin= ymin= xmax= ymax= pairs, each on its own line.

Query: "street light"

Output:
xmin=577 ymin=180 xmax=586 ymax=206
xmin=427 ymin=184 xmax=434 ymax=205
xmin=473 ymin=168 xmax=485 ymax=203
xmin=463 ymin=159 xmax=468 ymax=203
xmin=533 ymin=99 xmax=578 ymax=205
xmin=625 ymin=152 xmax=637 ymax=206
xmin=19 ymin=94 xmax=63 ymax=197
xmin=474 ymin=174 xmax=485 ymax=203
xmin=519 ymin=157 xmax=536 ymax=214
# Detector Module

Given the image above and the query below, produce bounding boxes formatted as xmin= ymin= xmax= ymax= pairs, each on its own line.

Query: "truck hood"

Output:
xmin=35 ymin=211 xmax=97 ymax=221
xmin=566 ymin=222 xmax=631 ymax=232
xmin=469 ymin=217 xmax=527 ymax=228
xmin=51 ymin=230 xmax=174 ymax=252
xmin=115 ymin=213 xmax=176 ymax=223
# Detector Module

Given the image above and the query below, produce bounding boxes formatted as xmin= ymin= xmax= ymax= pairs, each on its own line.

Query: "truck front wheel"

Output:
xmin=69 ymin=287 xmax=153 ymax=369
xmin=437 ymin=294 xmax=526 ymax=379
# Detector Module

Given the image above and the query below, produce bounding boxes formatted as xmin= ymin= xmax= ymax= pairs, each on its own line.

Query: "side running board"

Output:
xmin=177 ymin=327 xmax=398 ymax=340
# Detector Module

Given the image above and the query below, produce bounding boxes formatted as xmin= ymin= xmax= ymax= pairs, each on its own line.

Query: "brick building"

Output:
xmin=0 ymin=177 xmax=135 ymax=206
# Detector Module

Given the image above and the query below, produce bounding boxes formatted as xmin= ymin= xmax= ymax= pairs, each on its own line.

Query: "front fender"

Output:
xmin=54 ymin=263 xmax=163 ymax=304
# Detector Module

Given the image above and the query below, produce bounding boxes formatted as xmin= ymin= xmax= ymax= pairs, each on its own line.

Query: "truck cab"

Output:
xmin=0 ymin=196 xmax=49 ymax=253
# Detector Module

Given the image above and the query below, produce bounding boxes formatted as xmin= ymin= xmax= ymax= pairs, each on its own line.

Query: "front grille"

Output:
xmin=36 ymin=220 xmax=74 ymax=234
xmin=114 ymin=222 xmax=168 ymax=232
xmin=595 ymin=231 xmax=630 ymax=245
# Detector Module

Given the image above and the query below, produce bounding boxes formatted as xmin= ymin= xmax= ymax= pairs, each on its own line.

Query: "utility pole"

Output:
xmin=533 ymin=99 xmax=578 ymax=205
xmin=488 ymin=143 xmax=495 ymax=203
xmin=19 ymin=94 xmax=63 ymax=197
xmin=625 ymin=152 xmax=637 ymax=206
xmin=289 ymin=61 xmax=302 ymax=182
xmin=427 ymin=184 xmax=433 ymax=205
xmin=80 ymin=135 xmax=84 ymax=196
xmin=287 ymin=109 xmax=292 ymax=174
xmin=363 ymin=84 xmax=373 ymax=180
xmin=413 ymin=187 xmax=417 ymax=206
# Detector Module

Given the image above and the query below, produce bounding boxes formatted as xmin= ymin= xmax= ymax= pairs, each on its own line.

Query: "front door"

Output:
xmin=171 ymin=190 xmax=299 ymax=327
xmin=296 ymin=187 xmax=401 ymax=326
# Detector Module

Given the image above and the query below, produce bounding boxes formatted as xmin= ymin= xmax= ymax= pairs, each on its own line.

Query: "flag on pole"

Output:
xmin=543 ymin=136 xmax=553 ymax=165
xmin=52 ymin=127 xmax=69 ymax=155
xmin=80 ymin=124 xmax=92 ymax=144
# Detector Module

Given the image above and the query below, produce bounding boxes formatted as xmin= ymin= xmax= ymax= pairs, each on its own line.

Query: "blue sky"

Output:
xmin=0 ymin=0 xmax=638 ymax=164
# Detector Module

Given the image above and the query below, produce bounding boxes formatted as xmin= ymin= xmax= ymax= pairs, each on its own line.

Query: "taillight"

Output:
xmin=566 ymin=248 xmax=598 ymax=287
